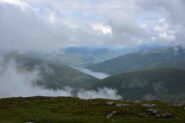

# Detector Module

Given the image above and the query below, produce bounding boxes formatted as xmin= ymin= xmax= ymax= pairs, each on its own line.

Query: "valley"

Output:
xmin=1 ymin=0 xmax=185 ymax=122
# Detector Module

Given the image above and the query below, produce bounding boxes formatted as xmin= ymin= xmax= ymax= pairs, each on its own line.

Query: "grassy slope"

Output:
xmin=0 ymin=96 xmax=185 ymax=123
xmin=87 ymin=47 xmax=185 ymax=74
xmin=4 ymin=52 xmax=99 ymax=89
xmin=92 ymin=68 xmax=185 ymax=101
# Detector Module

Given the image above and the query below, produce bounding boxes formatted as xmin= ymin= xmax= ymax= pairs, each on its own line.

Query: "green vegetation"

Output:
xmin=87 ymin=47 xmax=185 ymax=74
xmin=93 ymin=68 xmax=185 ymax=101
xmin=0 ymin=96 xmax=185 ymax=123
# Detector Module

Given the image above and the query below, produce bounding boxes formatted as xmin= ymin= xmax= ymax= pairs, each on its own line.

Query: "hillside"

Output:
xmin=87 ymin=47 xmax=185 ymax=74
xmin=92 ymin=68 xmax=185 ymax=101
xmin=0 ymin=96 xmax=185 ymax=123
xmin=54 ymin=47 xmax=127 ymax=66
xmin=3 ymin=52 xmax=99 ymax=89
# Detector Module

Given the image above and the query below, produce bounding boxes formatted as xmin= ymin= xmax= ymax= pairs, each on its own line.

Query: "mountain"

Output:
xmin=51 ymin=47 xmax=128 ymax=66
xmin=92 ymin=68 xmax=185 ymax=101
xmin=87 ymin=46 xmax=185 ymax=74
xmin=3 ymin=52 xmax=99 ymax=89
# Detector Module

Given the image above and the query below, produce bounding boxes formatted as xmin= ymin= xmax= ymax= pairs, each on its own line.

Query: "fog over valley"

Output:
xmin=1 ymin=0 xmax=185 ymax=122
xmin=0 ymin=56 xmax=121 ymax=99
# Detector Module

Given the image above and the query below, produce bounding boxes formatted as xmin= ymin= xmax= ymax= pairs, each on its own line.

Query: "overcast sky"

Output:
xmin=0 ymin=0 xmax=185 ymax=51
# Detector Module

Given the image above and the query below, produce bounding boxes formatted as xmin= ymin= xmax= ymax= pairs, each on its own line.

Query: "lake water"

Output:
xmin=74 ymin=66 xmax=109 ymax=79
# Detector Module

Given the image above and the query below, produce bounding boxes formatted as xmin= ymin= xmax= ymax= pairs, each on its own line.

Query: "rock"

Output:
xmin=156 ymin=113 xmax=174 ymax=118
xmin=106 ymin=111 xmax=117 ymax=119
xmin=147 ymin=108 xmax=159 ymax=115
xmin=142 ymin=104 xmax=156 ymax=108
xmin=105 ymin=101 xmax=114 ymax=106
xmin=115 ymin=103 xmax=129 ymax=107
xmin=172 ymin=104 xmax=184 ymax=108
xmin=162 ymin=113 xmax=174 ymax=118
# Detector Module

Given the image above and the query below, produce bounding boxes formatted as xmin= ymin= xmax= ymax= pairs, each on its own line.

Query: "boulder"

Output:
xmin=106 ymin=111 xmax=117 ymax=119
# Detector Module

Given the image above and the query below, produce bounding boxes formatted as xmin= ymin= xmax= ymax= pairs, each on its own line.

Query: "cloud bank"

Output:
xmin=0 ymin=58 xmax=121 ymax=99
xmin=0 ymin=0 xmax=185 ymax=51
xmin=77 ymin=88 xmax=121 ymax=100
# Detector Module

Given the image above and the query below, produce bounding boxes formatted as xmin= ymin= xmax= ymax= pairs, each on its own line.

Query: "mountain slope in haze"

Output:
xmin=3 ymin=52 xmax=99 ymax=89
xmin=92 ymin=68 xmax=185 ymax=101
xmin=53 ymin=47 xmax=128 ymax=66
xmin=87 ymin=46 xmax=185 ymax=74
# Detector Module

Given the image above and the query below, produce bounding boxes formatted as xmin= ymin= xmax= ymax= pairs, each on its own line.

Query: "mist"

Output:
xmin=77 ymin=88 xmax=121 ymax=100
xmin=0 ymin=59 xmax=72 ymax=98
xmin=0 ymin=58 xmax=121 ymax=100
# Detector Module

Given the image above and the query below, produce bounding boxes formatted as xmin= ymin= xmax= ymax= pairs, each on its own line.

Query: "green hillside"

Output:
xmin=87 ymin=47 xmax=185 ymax=74
xmin=3 ymin=52 xmax=99 ymax=89
xmin=0 ymin=96 xmax=185 ymax=123
xmin=92 ymin=68 xmax=185 ymax=101
xmin=152 ymin=60 xmax=185 ymax=69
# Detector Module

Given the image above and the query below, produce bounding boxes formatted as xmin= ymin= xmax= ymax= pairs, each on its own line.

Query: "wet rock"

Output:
xmin=106 ymin=111 xmax=117 ymax=119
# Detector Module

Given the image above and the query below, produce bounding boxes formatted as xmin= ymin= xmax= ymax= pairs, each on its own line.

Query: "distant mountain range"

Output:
xmin=87 ymin=46 xmax=185 ymax=74
xmin=51 ymin=47 xmax=129 ymax=66
xmin=2 ymin=46 xmax=185 ymax=101
xmin=83 ymin=46 xmax=185 ymax=101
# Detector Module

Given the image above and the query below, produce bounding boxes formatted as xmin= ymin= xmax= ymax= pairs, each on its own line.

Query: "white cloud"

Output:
xmin=0 ymin=0 xmax=30 ymax=10
xmin=0 ymin=59 xmax=72 ymax=98
xmin=77 ymin=88 xmax=122 ymax=100
xmin=0 ymin=0 xmax=185 ymax=51
xmin=48 ymin=12 xmax=56 ymax=24
xmin=92 ymin=24 xmax=112 ymax=35
xmin=153 ymin=23 xmax=175 ymax=41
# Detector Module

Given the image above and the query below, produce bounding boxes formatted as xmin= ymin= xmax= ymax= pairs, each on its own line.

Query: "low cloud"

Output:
xmin=0 ymin=58 xmax=121 ymax=99
xmin=0 ymin=59 xmax=72 ymax=98
xmin=77 ymin=88 xmax=122 ymax=100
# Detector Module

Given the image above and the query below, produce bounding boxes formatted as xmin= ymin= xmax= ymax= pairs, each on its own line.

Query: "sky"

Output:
xmin=0 ymin=0 xmax=185 ymax=51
